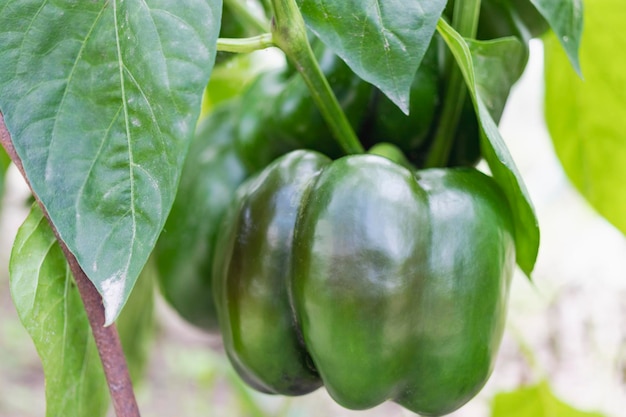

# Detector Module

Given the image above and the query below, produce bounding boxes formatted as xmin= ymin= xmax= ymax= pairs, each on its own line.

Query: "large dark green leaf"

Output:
xmin=492 ymin=381 xmax=606 ymax=417
xmin=545 ymin=0 xmax=626 ymax=236
xmin=10 ymin=205 xmax=109 ymax=417
xmin=437 ymin=18 xmax=539 ymax=276
xmin=531 ymin=0 xmax=583 ymax=74
xmin=296 ymin=0 xmax=447 ymax=114
xmin=0 ymin=0 xmax=222 ymax=324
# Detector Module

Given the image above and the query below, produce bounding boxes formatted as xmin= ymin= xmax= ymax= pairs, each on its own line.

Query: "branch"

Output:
xmin=217 ymin=33 xmax=275 ymax=53
xmin=271 ymin=0 xmax=364 ymax=154
xmin=0 ymin=113 xmax=140 ymax=417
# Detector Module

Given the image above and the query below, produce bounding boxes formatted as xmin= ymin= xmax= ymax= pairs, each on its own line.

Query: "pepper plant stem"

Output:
xmin=217 ymin=34 xmax=275 ymax=53
xmin=0 ymin=113 xmax=140 ymax=417
xmin=424 ymin=0 xmax=481 ymax=168
xmin=270 ymin=0 xmax=364 ymax=154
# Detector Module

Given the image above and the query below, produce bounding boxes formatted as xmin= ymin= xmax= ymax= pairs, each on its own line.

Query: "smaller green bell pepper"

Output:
xmin=155 ymin=99 xmax=248 ymax=331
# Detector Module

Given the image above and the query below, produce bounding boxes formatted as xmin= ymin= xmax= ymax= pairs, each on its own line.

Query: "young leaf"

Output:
xmin=545 ymin=0 xmax=626 ymax=237
xmin=437 ymin=19 xmax=540 ymax=276
xmin=0 ymin=0 xmax=222 ymax=324
xmin=492 ymin=381 xmax=606 ymax=417
xmin=469 ymin=37 xmax=527 ymax=123
xmin=531 ymin=0 xmax=584 ymax=74
xmin=9 ymin=205 xmax=109 ymax=417
xmin=296 ymin=0 xmax=447 ymax=114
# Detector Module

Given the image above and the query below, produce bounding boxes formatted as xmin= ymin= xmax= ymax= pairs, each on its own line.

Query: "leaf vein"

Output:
xmin=113 ymin=0 xmax=137 ymax=283
xmin=74 ymin=105 xmax=124 ymax=218
xmin=14 ymin=0 xmax=50 ymax=76
xmin=44 ymin=3 xmax=109 ymax=182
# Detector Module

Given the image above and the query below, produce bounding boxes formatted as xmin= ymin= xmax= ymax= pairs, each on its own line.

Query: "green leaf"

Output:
xmin=0 ymin=0 xmax=222 ymax=324
xmin=9 ymin=205 xmax=109 ymax=417
xmin=0 ymin=145 xmax=9 ymax=199
xmin=0 ymin=146 xmax=8 ymax=171
xmin=531 ymin=0 xmax=584 ymax=75
xmin=201 ymin=54 xmax=268 ymax=117
xmin=296 ymin=0 xmax=447 ymax=114
xmin=469 ymin=37 xmax=527 ymax=122
xmin=437 ymin=18 xmax=540 ymax=276
xmin=492 ymin=381 xmax=606 ymax=417
xmin=545 ymin=0 xmax=626 ymax=237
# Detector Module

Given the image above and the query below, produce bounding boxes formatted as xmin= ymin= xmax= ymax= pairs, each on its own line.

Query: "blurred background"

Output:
xmin=1 ymin=40 xmax=625 ymax=417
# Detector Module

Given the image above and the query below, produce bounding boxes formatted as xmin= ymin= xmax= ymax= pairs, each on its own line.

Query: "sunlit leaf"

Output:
xmin=492 ymin=381 xmax=606 ymax=417
xmin=0 ymin=145 xmax=9 ymax=199
xmin=545 ymin=0 xmax=626 ymax=237
xmin=0 ymin=0 xmax=222 ymax=324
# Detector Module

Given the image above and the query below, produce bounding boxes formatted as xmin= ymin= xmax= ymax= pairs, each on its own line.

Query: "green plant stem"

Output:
xmin=217 ymin=34 xmax=275 ymax=53
xmin=424 ymin=0 xmax=481 ymax=168
xmin=224 ymin=0 xmax=270 ymax=33
xmin=270 ymin=0 xmax=364 ymax=154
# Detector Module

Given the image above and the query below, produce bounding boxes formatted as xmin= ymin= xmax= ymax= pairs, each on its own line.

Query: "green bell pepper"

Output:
xmin=155 ymin=100 xmax=248 ymax=331
xmin=235 ymin=69 xmax=288 ymax=171
xmin=213 ymin=149 xmax=516 ymax=415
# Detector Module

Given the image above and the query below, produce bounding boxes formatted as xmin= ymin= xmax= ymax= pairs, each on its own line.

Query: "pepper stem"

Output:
xmin=270 ymin=0 xmax=364 ymax=154
xmin=424 ymin=0 xmax=481 ymax=168
xmin=217 ymin=34 xmax=275 ymax=53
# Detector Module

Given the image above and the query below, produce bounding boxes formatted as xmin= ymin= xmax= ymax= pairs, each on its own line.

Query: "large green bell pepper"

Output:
xmin=213 ymin=149 xmax=516 ymax=415
xmin=155 ymin=100 xmax=248 ymax=331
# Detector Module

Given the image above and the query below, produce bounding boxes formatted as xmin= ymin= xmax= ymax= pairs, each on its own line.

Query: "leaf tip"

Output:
xmin=388 ymin=91 xmax=410 ymax=116
xmin=101 ymin=272 xmax=129 ymax=326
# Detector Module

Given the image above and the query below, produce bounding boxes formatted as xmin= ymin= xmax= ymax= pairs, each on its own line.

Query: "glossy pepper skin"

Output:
xmin=155 ymin=100 xmax=248 ymax=331
xmin=213 ymin=149 xmax=516 ymax=416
